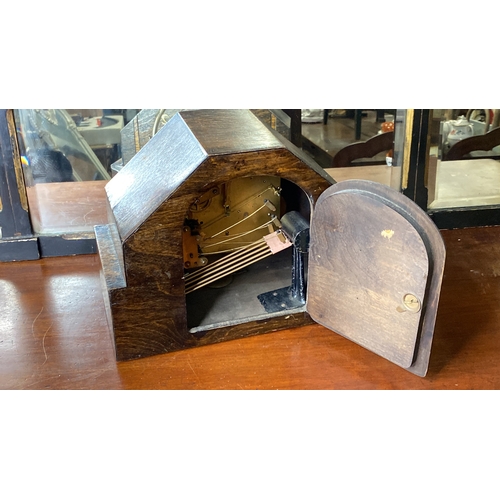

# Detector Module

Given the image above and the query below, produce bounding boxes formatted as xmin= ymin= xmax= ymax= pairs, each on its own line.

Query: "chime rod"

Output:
xmin=185 ymin=231 xmax=292 ymax=294
xmin=184 ymin=238 xmax=267 ymax=281
xmin=202 ymin=220 xmax=274 ymax=249
xmin=185 ymin=248 xmax=273 ymax=294
xmin=186 ymin=247 xmax=271 ymax=291
xmin=200 ymin=244 xmax=266 ymax=256
xmin=202 ymin=185 xmax=277 ymax=230
xmin=200 ymin=243 xmax=266 ymax=256
xmin=185 ymin=241 xmax=269 ymax=286
xmin=185 ymin=245 xmax=268 ymax=288
xmin=207 ymin=203 xmax=269 ymax=240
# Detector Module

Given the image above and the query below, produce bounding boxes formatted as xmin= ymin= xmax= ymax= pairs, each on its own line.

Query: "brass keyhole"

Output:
xmin=403 ymin=294 xmax=421 ymax=313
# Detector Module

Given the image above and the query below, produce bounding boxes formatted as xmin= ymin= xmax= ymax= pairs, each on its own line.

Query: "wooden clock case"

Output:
xmin=95 ymin=109 xmax=445 ymax=376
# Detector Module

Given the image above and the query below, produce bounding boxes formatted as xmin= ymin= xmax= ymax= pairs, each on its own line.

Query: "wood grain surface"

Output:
xmin=106 ymin=147 xmax=332 ymax=360
xmin=308 ymin=180 xmax=445 ymax=376
xmin=308 ymin=188 xmax=429 ymax=369
xmin=1 ymin=225 xmax=500 ymax=389
xmin=101 ymin=109 xmax=333 ymax=361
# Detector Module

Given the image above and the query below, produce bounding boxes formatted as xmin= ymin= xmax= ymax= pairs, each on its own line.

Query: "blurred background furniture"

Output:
xmin=331 ymin=131 xmax=394 ymax=167
xmin=444 ymin=126 xmax=500 ymax=161
xmin=323 ymin=110 xmax=395 ymax=139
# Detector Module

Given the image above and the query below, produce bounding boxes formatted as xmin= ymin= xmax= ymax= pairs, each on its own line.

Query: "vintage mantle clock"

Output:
xmin=95 ymin=109 xmax=445 ymax=377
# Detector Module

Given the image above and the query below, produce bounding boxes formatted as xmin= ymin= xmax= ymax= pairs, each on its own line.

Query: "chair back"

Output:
xmin=445 ymin=127 xmax=500 ymax=161
xmin=331 ymin=131 xmax=394 ymax=167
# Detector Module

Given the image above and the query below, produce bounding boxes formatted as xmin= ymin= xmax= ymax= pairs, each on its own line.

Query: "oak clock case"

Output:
xmin=95 ymin=109 xmax=445 ymax=377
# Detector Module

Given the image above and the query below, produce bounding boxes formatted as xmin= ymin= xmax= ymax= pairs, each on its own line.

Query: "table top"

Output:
xmin=2 ymin=223 xmax=500 ymax=389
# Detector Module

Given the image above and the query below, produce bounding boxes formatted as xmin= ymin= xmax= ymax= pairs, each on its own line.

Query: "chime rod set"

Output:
xmin=206 ymin=199 xmax=276 ymax=241
xmin=201 ymin=185 xmax=279 ymax=231
xmin=185 ymin=238 xmax=267 ymax=281
xmin=201 ymin=219 xmax=276 ymax=250
xmin=185 ymin=240 xmax=270 ymax=293
xmin=185 ymin=247 xmax=272 ymax=294
xmin=185 ymin=230 xmax=292 ymax=294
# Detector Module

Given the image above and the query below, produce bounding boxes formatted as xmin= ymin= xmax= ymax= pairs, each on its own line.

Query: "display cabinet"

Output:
xmin=0 ymin=109 xmax=132 ymax=261
xmin=402 ymin=109 xmax=500 ymax=229
xmin=0 ymin=110 xmax=39 ymax=261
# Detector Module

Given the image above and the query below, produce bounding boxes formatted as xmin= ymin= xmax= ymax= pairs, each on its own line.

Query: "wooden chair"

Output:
xmin=331 ymin=131 xmax=394 ymax=167
xmin=444 ymin=127 xmax=500 ymax=161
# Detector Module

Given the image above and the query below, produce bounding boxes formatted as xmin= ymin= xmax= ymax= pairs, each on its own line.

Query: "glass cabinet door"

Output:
xmin=13 ymin=109 xmax=123 ymax=236
xmin=424 ymin=109 xmax=500 ymax=228
xmin=0 ymin=109 xmax=137 ymax=260
xmin=0 ymin=109 xmax=39 ymax=261
xmin=302 ymin=109 xmax=406 ymax=193
xmin=428 ymin=109 xmax=500 ymax=209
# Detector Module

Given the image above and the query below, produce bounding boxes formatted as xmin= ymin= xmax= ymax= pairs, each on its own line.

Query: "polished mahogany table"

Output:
xmin=1 ymin=225 xmax=500 ymax=389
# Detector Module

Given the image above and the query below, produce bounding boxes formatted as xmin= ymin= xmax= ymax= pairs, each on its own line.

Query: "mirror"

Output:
xmin=13 ymin=109 xmax=138 ymax=235
xmin=427 ymin=109 xmax=500 ymax=210
xmin=300 ymin=109 xmax=404 ymax=191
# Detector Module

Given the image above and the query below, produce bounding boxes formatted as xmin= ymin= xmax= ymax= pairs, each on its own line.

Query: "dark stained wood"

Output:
xmin=108 ymin=148 xmax=332 ymax=360
xmin=401 ymin=109 xmax=431 ymax=212
xmin=430 ymin=206 xmax=500 ymax=230
xmin=0 ymin=109 xmax=33 ymax=238
xmin=98 ymin=110 xmax=446 ymax=369
xmin=445 ymin=126 xmax=500 ymax=161
xmin=0 ymin=237 xmax=39 ymax=262
xmin=331 ymin=131 xmax=394 ymax=167
xmin=37 ymin=234 xmax=97 ymax=258
xmin=0 ymin=110 xmax=40 ymax=261
xmin=101 ymin=110 xmax=334 ymax=361
xmin=308 ymin=180 xmax=445 ymax=376
xmin=1 ymin=225 xmax=500 ymax=389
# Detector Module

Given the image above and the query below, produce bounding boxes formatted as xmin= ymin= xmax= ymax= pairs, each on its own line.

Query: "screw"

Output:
xmin=403 ymin=294 xmax=421 ymax=313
